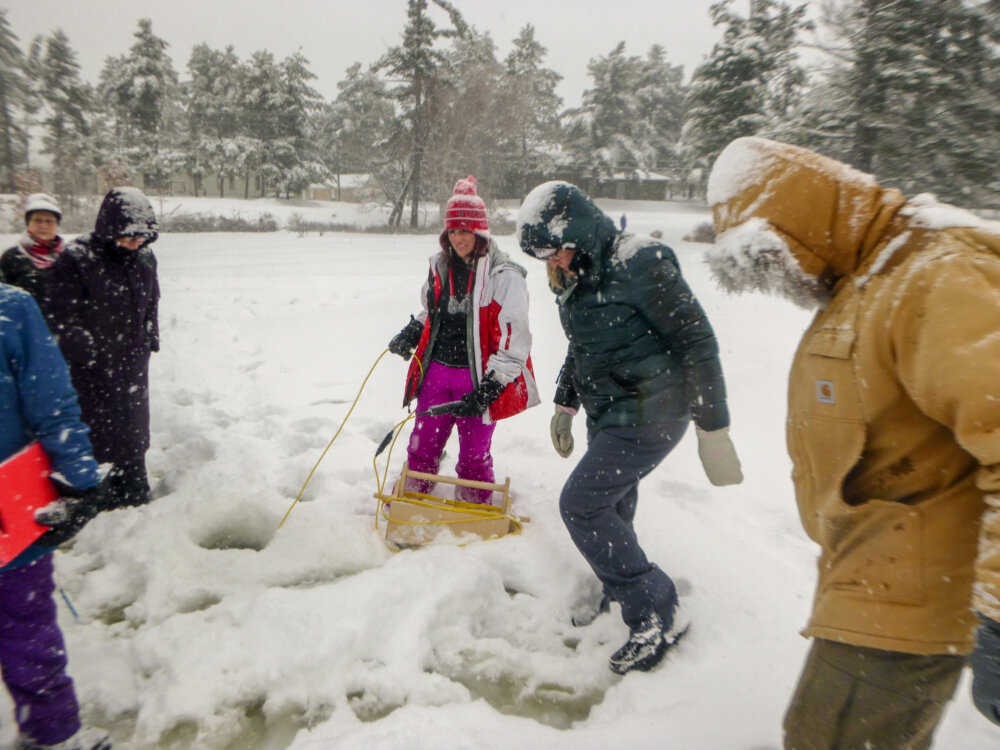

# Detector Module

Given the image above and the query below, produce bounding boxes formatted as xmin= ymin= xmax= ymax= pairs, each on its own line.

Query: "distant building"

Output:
xmin=144 ymin=170 xmax=270 ymax=199
xmin=304 ymin=174 xmax=382 ymax=202
xmin=134 ymin=171 xmax=383 ymax=203
xmin=557 ymin=169 xmax=677 ymax=201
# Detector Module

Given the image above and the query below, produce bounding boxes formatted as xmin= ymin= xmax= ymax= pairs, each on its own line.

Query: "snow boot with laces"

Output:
xmin=609 ymin=603 xmax=690 ymax=675
xmin=17 ymin=726 xmax=112 ymax=750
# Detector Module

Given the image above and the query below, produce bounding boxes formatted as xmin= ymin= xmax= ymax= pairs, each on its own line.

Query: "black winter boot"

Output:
xmin=609 ymin=603 xmax=690 ymax=675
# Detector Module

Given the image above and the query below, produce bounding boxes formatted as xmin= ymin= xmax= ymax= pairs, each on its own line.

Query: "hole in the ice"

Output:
xmin=154 ymin=720 xmax=199 ymax=749
xmin=217 ymin=701 xmax=310 ymax=750
xmin=96 ymin=606 xmax=129 ymax=627
xmin=347 ymin=689 xmax=402 ymax=722
xmin=434 ymin=664 xmax=606 ymax=729
xmin=196 ymin=523 xmax=274 ymax=552
xmin=277 ymin=572 xmax=352 ymax=590
xmin=176 ymin=593 xmax=222 ymax=614
xmin=95 ymin=702 xmax=328 ymax=749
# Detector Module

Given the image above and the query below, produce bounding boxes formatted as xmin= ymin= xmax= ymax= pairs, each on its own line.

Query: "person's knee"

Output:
xmin=559 ymin=489 xmax=605 ymax=526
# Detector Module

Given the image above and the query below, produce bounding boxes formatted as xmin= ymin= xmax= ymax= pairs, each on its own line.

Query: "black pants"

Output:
xmin=559 ymin=421 xmax=688 ymax=630
xmin=105 ymin=458 xmax=151 ymax=510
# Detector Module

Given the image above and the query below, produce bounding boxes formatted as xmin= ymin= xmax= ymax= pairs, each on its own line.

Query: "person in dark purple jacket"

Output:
xmin=42 ymin=187 xmax=160 ymax=511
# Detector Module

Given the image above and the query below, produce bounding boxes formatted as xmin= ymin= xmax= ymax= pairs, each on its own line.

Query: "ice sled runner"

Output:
xmin=375 ymin=463 xmax=525 ymax=549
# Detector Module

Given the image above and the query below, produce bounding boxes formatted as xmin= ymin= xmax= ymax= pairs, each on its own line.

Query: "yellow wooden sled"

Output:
xmin=375 ymin=463 xmax=526 ymax=549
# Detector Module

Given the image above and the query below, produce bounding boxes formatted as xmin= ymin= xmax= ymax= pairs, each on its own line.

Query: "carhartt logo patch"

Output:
xmin=817 ymin=380 xmax=835 ymax=404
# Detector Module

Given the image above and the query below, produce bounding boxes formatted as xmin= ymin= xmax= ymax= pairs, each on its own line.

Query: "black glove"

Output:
xmin=388 ymin=316 xmax=423 ymax=360
xmin=444 ymin=373 xmax=506 ymax=418
xmin=35 ymin=477 xmax=109 ymax=547
xmin=972 ymin=613 xmax=1000 ymax=726
xmin=554 ymin=360 xmax=581 ymax=411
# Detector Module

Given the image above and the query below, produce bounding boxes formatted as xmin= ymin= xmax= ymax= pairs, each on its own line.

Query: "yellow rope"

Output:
xmin=372 ymin=412 xmax=415 ymax=525
xmin=279 ymin=348 xmax=395 ymax=528
xmin=278 ymin=344 xmax=523 ymax=548
xmin=378 ymin=493 xmax=524 ymax=533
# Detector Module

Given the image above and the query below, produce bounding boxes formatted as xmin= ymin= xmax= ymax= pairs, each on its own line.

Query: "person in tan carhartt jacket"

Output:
xmin=706 ymin=136 xmax=1000 ymax=750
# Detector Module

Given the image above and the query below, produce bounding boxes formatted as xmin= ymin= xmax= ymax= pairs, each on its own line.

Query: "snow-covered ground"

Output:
xmin=1 ymin=197 xmax=998 ymax=750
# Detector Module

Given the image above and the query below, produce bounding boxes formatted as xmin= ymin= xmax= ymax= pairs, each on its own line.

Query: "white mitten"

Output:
xmin=696 ymin=426 xmax=743 ymax=486
xmin=550 ymin=406 xmax=575 ymax=458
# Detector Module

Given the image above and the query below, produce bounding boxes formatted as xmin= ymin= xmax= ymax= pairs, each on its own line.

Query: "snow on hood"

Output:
xmin=516 ymin=181 xmax=617 ymax=262
xmin=902 ymin=192 xmax=1000 ymax=233
xmin=705 ymin=138 xmax=1000 ymax=307
xmin=610 ymin=233 xmax=670 ymax=269
xmin=708 ymin=137 xmax=906 ymax=283
xmin=516 ymin=181 xmax=571 ymax=250
xmin=94 ymin=186 xmax=159 ymax=247
xmin=707 ymin=137 xmax=879 ymax=209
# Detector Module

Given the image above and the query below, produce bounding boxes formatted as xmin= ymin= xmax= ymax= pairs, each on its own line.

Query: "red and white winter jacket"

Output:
xmin=404 ymin=240 xmax=540 ymax=423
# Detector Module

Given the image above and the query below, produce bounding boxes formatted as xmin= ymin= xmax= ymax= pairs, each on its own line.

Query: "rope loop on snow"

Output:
xmin=279 ymin=348 xmax=402 ymax=528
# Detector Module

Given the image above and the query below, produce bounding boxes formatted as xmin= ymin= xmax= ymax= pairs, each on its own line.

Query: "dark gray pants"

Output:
xmin=559 ymin=421 xmax=688 ymax=630
xmin=783 ymin=638 xmax=964 ymax=750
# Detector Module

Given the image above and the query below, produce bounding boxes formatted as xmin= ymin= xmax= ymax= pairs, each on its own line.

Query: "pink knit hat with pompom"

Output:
xmin=444 ymin=176 xmax=489 ymax=237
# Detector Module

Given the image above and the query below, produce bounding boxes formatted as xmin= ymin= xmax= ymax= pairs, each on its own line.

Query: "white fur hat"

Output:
xmin=24 ymin=192 xmax=61 ymax=222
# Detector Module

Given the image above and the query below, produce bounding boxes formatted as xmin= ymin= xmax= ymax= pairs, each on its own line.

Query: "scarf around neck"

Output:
xmin=18 ymin=231 xmax=65 ymax=269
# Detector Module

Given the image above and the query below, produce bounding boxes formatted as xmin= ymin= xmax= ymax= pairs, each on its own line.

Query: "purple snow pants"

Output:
xmin=408 ymin=362 xmax=497 ymax=503
xmin=0 ymin=553 xmax=80 ymax=745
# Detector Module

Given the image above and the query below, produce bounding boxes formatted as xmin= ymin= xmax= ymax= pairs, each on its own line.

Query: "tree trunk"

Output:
xmin=409 ymin=148 xmax=421 ymax=229
xmin=0 ymin=81 xmax=14 ymax=192
xmin=408 ymin=77 xmax=426 ymax=229
xmin=390 ymin=169 xmax=414 ymax=227
xmin=850 ymin=0 xmax=884 ymax=173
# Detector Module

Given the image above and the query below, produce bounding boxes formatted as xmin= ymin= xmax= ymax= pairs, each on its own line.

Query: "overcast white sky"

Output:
xmin=5 ymin=0 xmax=751 ymax=107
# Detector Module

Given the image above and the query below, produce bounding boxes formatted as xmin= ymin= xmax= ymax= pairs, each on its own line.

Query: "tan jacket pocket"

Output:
xmin=818 ymin=500 xmax=925 ymax=606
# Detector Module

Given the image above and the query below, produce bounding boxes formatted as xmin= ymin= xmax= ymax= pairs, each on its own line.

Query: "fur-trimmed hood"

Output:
xmin=706 ymin=137 xmax=1000 ymax=309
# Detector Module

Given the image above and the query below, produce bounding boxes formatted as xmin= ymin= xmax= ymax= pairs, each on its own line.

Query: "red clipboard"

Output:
xmin=0 ymin=442 xmax=57 ymax=566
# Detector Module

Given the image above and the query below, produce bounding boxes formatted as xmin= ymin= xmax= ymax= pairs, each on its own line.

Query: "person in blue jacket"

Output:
xmin=0 ymin=283 xmax=111 ymax=750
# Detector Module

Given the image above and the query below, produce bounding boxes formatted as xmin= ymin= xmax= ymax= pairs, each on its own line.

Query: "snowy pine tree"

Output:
xmin=322 ymin=63 xmax=398 ymax=200
xmin=681 ymin=0 xmax=810 ymax=190
xmin=635 ymin=45 xmax=688 ymax=194
xmin=788 ymin=0 xmax=1000 ymax=203
xmin=497 ymin=24 xmax=563 ymax=197
xmin=376 ymin=0 xmax=469 ymax=227
xmin=423 ymin=28 xmax=508 ymax=200
xmin=238 ymin=50 xmax=328 ymax=199
xmin=99 ymin=19 xmax=182 ymax=190
xmin=562 ymin=42 xmax=650 ymax=185
xmin=30 ymin=29 xmax=94 ymax=200
xmin=0 ymin=9 xmax=30 ymax=192
xmin=184 ymin=44 xmax=244 ymax=197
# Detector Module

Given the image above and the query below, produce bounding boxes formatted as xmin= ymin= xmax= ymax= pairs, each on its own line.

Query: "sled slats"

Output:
xmin=379 ymin=463 xmax=519 ymax=548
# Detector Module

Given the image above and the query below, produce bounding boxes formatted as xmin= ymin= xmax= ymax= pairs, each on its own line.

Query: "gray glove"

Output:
xmin=696 ymin=427 xmax=743 ymax=486
xmin=550 ymin=406 xmax=575 ymax=458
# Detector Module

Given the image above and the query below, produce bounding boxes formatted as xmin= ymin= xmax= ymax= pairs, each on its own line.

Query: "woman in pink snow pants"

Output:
xmin=387 ymin=176 xmax=539 ymax=503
